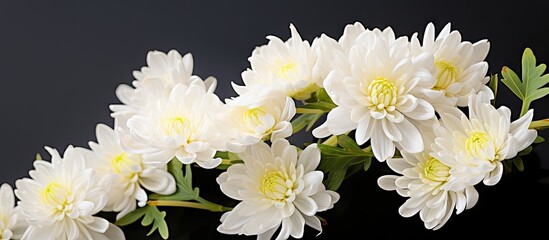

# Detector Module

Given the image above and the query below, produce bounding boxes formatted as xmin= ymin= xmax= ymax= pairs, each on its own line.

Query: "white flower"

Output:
xmin=223 ymin=91 xmax=296 ymax=152
xmin=217 ymin=139 xmax=339 ymax=240
xmin=15 ymin=146 xmax=125 ymax=240
xmin=411 ymin=22 xmax=492 ymax=108
xmin=310 ymin=22 xmax=367 ymax=83
xmin=86 ymin=123 xmax=176 ymax=220
xmin=378 ymin=126 xmax=479 ymax=230
xmin=432 ymin=92 xmax=537 ymax=190
xmin=121 ymin=82 xmax=227 ymax=169
xmin=233 ymin=24 xmax=321 ymax=100
xmin=0 ymin=184 xmax=27 ymax=239
xmin=110 ymin=49 xmax=217 ymax=118
xmin=313 ymin=24 xmax=436 ymax=162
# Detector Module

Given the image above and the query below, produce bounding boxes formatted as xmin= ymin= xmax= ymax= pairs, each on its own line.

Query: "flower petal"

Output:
xmin=371 ymin=125 xmax=395 ymax=162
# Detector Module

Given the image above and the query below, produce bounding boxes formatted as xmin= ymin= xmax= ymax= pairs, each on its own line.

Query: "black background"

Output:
xmin=1 ymin=1 xmax=549 ymax=239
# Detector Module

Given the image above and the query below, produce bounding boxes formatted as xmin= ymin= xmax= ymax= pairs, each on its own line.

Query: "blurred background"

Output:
xmin=1 ymin=0 xmax=549 ymax=239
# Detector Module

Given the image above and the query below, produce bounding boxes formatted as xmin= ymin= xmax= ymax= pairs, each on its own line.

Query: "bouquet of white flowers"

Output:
xmin=1 ymin=21 xmax=548 ymax=240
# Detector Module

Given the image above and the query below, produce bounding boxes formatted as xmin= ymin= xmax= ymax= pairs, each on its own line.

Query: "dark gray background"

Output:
xmin=1 ymin=0 xmax=549 ymax=239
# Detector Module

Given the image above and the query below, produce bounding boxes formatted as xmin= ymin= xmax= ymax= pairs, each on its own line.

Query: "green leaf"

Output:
xmin=306 ymin=113 xmax=323 ymax=131
xmin=296 ymin=102 xmax=336 ymax=114
xmin=501 ymin=66 xmax=524 ymax=99
xmin=318 ymin=144 xmax=371 ymax=191
xmin=337 ymin=134 xmax=363 ymax=153
xmin=115 ymin=206 xmax=148 ymax=226
xmin=227 ymin=152 xmax=240 ymax=161
xmin=363 ymin=157 xmax=372 ymax=171
xmin=214 ymin=151 xmax=229 ymax=159
xmin=503 ymin=159 xmax=513 ymax=174
xmin=291 ymin=113 xmax=322 ymax=134
xmin=512 ymin=157 xmax=525 ymax=172
xmin=149 ymin=160 xmax=199 ymax=201
xmin=318 ymin=144 xmax=369 ymax=158
xmin=116 ymin=205 xmax=169 ymax=239
xmin=292 ymin=114 xmax=311 ymax=133
xmin=316 ymin=88 xmax=335 ymax=104
xmin=489 ymin=74 xmax=498 ymax=105
xmin=534 ymin=136 xmax=545 ymax=144
xmin=527 ymin=87 xmax=549 ymax=102
xmin=326 ymin=170 xmax=346 ymax=190
xmin=501 ymin=48 xmax=549 ymax=116
xmin=518 ymin=146 xmax=533 ymax=156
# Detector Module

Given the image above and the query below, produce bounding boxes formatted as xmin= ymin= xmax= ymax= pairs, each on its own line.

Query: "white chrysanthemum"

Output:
xmin=110 ymin=49 xmax=217 ymax=117
xmin=121 ymin=82 xmax=227 ymax=169
xmin=0 ymin=184 xmax=27 ymax=239
xmin=432 ymin=92 xmax=537 ymax=190
xmin=378 ymin=124 xmax=479 ymax=230
xmin=311 ymin=23 xmax=367 ymax=82
xmin=411 ymin=22 xmax=492 ymax=108
xmin=86 ymin=123 xmax=176 ymax=220
xmin=313 ymin=24 xmax=436 ymax=162
xmin=233 ymin=24 xmax=321 ymax=100
xmin=217 ymin=139 xmax=339 ymax=240
xmin=15 ymin=146 xmax=125 ymax=240
xmin=223 ymin=91 xmax=296 ymax=152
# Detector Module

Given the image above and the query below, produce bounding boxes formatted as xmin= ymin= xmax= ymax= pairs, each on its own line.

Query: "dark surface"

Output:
xmin=1 ymin=0 xmax=549 ymax=239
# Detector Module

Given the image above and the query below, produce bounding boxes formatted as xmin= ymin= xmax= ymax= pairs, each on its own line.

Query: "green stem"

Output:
xmin=520 ymin=100 xmax=530 ymax=118
xmin=196 ymin=196 xmax=232 ymax=211
xmin=530 ymin=118 xmax=549 ymax=130
xmin=148 ymin=199 xmax=231 ymax=212
xmin=296 ymin=108 xmax=325 ymax=114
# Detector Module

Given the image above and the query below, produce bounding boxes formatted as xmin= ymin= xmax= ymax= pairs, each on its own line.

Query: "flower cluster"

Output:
xmin=2 ymin=22 xmax=548 ymax=239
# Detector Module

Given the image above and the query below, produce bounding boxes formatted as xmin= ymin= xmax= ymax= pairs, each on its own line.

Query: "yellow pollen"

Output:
xmin=423 ymin=157 xmax=450 ymax=183
xmin=163 ymin=116 xmax=190 ymax=135
xmin=260 ymin=171 xmax=291 ymax=200
xmin=367 ymin=77 xmax=398 ymax=111
xmin=434 ymin=61 xmax=457 ymax=90
xmin=466 ymin=131 xmax=489 ymax=156
xmin=277 ymin=63 xmax=297 ymax=79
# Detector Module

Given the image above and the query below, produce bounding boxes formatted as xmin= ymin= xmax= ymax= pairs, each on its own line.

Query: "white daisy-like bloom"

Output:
xmin=432 ymin=92 xmax=537 ymax=190
xmin=0 ymin=184 xmax=27 ymax=239
xmin=233 ymin=24 xmax=322 ymax=100
xmin=121 ymin=81 xmax=227 ymax=169
xmin=86 ymin=123 xmax=176 ymax=220
xmin=313 ymin=24 xmax=436 ymax=162
xmin=223 ymin=90 xmax=296 ymax=152
xmin=14 ymin=146 xmax=125 ymax=240
xmin=217 ymin=139 xmax=339 ymax=240
xmin=310 ymin=22 xmax=367 ymax=82
xmin=378 ymin=123 xmax=479 ymax=230
xmin=110 ymin=49 xmax=217 ymax=117
xmin=411 ymin=22 xmax=492 ymax=108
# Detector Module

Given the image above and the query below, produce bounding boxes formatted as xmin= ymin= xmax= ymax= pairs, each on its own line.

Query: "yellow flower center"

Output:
xmin=466 ymin=131 xmax=489 ymax=156
xmin=260 ymin=171 xmax=292 ymax=201
xmin=243 ymin=108 xmax=268 ymax=130
xmin=277 ymin=63 xmax=297 ymax=80
xmin=42 ymin=182 xmax=73 ymax=213
xmin=110 ymin=153 xmax=140 ymax=179
xmin=434 ymin=61 xmax=458 ymax=90
xmin=163 ymin=116 xmax=190 ymax=135
xmin=423 ymin=157 xmax=450 ymax=183
xmin=367 ymin=77 xmax=398 ymax=111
